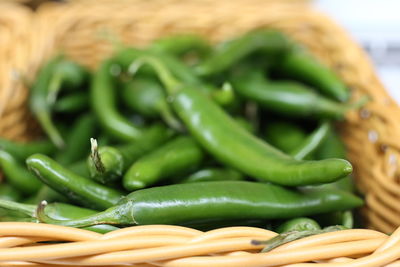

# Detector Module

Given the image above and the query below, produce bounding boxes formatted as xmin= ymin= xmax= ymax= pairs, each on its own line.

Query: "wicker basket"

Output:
xmin=1 ymin=0 xmax=400 ymax=266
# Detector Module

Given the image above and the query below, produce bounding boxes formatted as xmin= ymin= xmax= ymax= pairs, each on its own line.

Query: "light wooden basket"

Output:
xmin=1 ymin=0 xmax=400 ymax=266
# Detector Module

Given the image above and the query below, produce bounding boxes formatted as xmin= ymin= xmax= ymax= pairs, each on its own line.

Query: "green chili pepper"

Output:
xmin=29 ymin=56 xmax=88 ymax=148
xmin=115 ymin=48 xmax=236 ymax=107
xmin=55 ymin=113 xmax=97 ymax=165
xmin=0 ymin=138 xmax=55 ymax=161
xmin=53 ymin=91 xmax=89 ymax=113
xmin=121 ymin=78 xmax=182 ymax=130
xmin=0 ymin=150 xmax=41 ymax=195
xmin=276 ymin=217 xmax=321 ymax=233
xmin=195 ymin=30 xmax=289 ymax=76
xmin=0 ymin=184 xmax=21 ymax=202
xmin=91 ymin=59 xmax=145 ymax=142
xmin=123 ymin=136 xmax=204 ymax=191
xmin=181 ymin=168 xmax=244 ymax=183
xmin=150 ymin=34 xmax=211 ymax=58
xmin=114 ymin=48 xmax=202 ymax=85
xmin=232 ymin=71 xmax=365 ymax=120
xmin=26 ymin=154 xmax=124 ymax=210
xmin=85 ymin=124 xmax=174 ymax=183
xmin=37 ymin=181 xmax=363 ymax=227
xmin=264 ymin=121 xmax=307 ymax=153
xmin=278 ymin=46 xmax=349 ymax=102
xmin=87 ymin=138 xmax=123 ymax=184
xmin=290 ymin=121 xmax=331 ymax=160
xmin=0 ymin=199 xmax=118 ymax=233
xmin=132 ymin=56 xmax=352 ymax=186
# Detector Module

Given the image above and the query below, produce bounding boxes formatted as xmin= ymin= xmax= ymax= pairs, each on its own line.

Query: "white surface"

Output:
xmin=315 ymin=0 xmax=400 ymax=102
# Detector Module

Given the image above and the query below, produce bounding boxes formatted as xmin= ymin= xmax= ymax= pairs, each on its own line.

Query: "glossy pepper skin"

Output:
xmin=91 ymin=59 xmax=144 ymax=142
xmin=37 ymin=181 xmax=363 ymax=227
xmin=0 ymin=150 xmax=42 ymax=195
xmin=0 ymin=199 xmax=118 ymax=234
xmin=0 ymin=138 xmax=55 ymax=161
xmin=172 ymin=85 xmax=352 ymax=186
xmin=128 ymin=56 xmax=353 ymax=186
xmin=29 ymin=56 xmax=88 ymax=148
xmin=232 ymin=71 xmax=353 ymax=120
xmin=26 ymin=154 xmax=124 ymax=210
xmin=278 ymin=47 xmax=349 ymax=102
xmin=123 ymin=136 xmax=204 ymax=191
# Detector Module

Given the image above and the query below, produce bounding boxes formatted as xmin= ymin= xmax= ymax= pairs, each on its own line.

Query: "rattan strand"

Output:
xmin=1 ymin=0 xmax=400 ymax=265
xmin=0 ymin=222 xmax=396 ymax=266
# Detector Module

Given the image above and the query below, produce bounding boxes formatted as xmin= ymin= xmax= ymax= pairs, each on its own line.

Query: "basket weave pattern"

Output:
xmin=1 ymin=0 xmax=400 ymax=265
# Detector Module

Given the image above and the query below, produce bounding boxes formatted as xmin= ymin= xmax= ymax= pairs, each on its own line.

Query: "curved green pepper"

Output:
xmin=91 ymin=59 xmax=144 ymax=141
xmin=26 ymin=154 xmax=124 ymax=210
xmin=37 ymin=181 xmax=363 ymax=227
xmin=277 ymin=46 xmax=349 ymax=102
xmin=232 ymin=71 xmax=363 ymax=120
xmin=29 ymin=56 xmax=88 ymax=148
xmin=132 ymin=56 xmax=352 ymax=186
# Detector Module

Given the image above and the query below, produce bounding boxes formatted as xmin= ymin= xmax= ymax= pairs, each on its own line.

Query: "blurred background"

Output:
xmin=8 ymin=0 xmax=400 ymax=102
xmin=316 ymin=0 xmax=400 ymax=102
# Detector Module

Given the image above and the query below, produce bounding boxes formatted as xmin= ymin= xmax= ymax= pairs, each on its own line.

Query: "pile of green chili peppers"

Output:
xmin=0 ymin=30 xmax=366 ymax=237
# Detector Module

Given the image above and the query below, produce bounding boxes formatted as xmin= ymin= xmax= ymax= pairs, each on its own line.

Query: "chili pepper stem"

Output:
xmin=36 ymin=200 xmax=128 ymax=227
xmin=128 ymin=56 xmax=180 ymax=95
xmin=90 ymin=138 xmax=106 ymax=174
xmin=252 ymin=225 xmax=347 ymax=252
